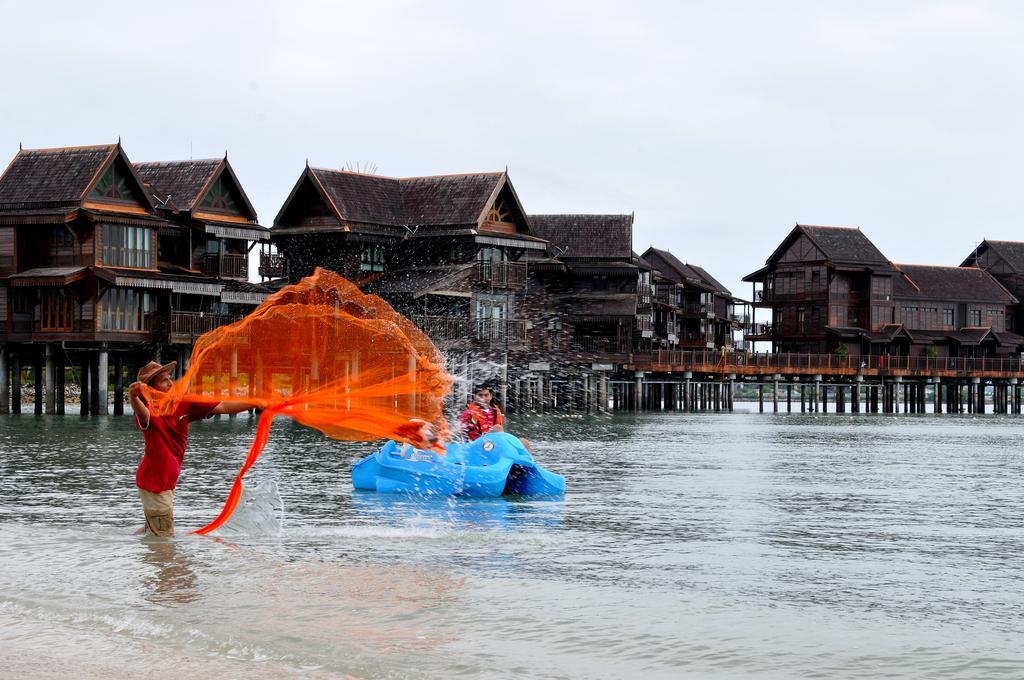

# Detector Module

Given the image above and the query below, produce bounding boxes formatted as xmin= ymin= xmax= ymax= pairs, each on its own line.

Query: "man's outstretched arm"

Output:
xmin=210 ymin=401 xmax=252 ymax=415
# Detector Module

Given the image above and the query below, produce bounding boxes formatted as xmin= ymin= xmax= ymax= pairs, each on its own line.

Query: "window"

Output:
xmin=49 ymin=226 xmax=74 ymax=247
xmin=476 ymin=246 xmax=508 ymax=263
xmin=593 ymin=275 xmax=608 ymax=291
xmin=811 ymin=270 xmax=821 ymax=287
xmin=359 ymin=243 xmax=386 ymax=272
xmin=942 ymin=309 xmax=954 ymax=326
xmin=40 ymin=288 xmax=75 ymax=331
xmin=969 ymin=309 xmax=982 ymax=326
xmin=102 ymin=224 xmax=152 ymax=268
xmin=12 ymin=290 xmax=34 ymax=314
xmin=100 ymin=288 xmax=152 ymax=331
xmin=796 ymin=307 xmax=805 ymax=333
xmin=847 ymin=307 xmax=859 ymax=325
xmin=475 ymin=299 xmax=508 ymax=339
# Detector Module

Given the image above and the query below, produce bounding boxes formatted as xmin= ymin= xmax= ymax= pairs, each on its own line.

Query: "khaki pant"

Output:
xmin=139 ymin=488 xmax=175 ymax=537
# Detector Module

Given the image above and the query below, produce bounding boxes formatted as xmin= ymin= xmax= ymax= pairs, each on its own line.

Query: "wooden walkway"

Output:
xmin=625 ymin=350 xmax=1024 ymax=380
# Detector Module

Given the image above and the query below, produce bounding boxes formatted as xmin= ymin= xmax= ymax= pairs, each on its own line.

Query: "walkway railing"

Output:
xmin=169 ymin=311 xmax=242 ymax=340
xmin=627 ymin=350 xmax=1024 ymax=377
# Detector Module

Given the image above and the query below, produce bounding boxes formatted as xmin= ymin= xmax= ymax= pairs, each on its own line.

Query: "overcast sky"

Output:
xmin=2 ymin=1 xmax=1022 ymax=295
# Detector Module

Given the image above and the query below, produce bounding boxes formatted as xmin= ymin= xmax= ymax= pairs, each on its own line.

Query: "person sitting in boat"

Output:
xmin=458 ymin=385 xmax=504 ymax=441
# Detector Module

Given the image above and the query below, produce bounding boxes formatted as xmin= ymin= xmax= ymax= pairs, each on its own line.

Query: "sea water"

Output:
xmin=2 ymin=409 xmax=1024 ymax=678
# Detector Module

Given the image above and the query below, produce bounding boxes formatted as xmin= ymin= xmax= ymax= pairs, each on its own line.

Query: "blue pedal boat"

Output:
xmin=352 ymin=432 xmax=565 ymax=497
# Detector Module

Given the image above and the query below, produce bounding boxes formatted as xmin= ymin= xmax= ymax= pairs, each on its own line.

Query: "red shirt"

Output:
xmin=135 ymin=402 xmax=216 ymax=493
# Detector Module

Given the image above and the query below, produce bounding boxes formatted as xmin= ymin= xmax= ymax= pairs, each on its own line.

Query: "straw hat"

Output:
xmin=136 ymin=360 xmax=177 ymax=385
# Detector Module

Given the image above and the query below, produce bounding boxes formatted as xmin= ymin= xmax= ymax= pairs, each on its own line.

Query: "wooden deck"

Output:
xmin=625 ymin=350 xmax=1024 ymax=380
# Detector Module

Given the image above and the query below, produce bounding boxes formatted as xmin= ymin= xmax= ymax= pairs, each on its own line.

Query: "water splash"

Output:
xmin=217 ymin=480 xmax=284 ymax=537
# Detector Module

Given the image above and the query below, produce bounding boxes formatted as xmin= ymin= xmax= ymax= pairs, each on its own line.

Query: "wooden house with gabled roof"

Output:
xmin=887 ymin=264 xmax=1022 ymax=357
xmin=743 ymin=224 xmax=1023 ymax=357
xmin=961 ymin=239 xmax=1024 ymax=335
xmin=0 ymin=143 xmax=269 ymax=415
xmin=640 ymin=246 xmax=744 ymax=350
xmin=742 ymin=224 xmax=898 ymax=353
xmin=526 ymin=214 xmax=643 ymax=356
xmin=134 ymin=156 xmax=271 ymax=342
xmin=271 ymin=166 xmax=547 ymax=351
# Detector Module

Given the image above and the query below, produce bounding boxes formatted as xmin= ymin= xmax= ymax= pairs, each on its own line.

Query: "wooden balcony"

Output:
xmin=169 ymin=311 xmax=242 ymax=343
xmin=654 ymin=287 xmax=675 ymax=305
xmin=569 ymin=335 xmax=631 ymax=354
xmin=626 ymin=350 xmax=1024 ymax=380
xmin=744 ymin=322 xmax=773 ymax=341
xmin=411 ymin=315 xmax=526 ymax=345
xmin=680 ymin=302 xmax=712 ymax=317
xmin=474 ymin=261 xmax=527 ymax=289
xmin=203 ymin=253 xmax=248 ymax=280
xmin=259 ymin=252 xmax=286 ymax=278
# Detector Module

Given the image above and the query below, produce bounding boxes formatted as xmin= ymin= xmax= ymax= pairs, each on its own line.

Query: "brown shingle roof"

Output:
xmin=893 ymin=265 xmax=1018 ymax=303
xmin=529 ymin=214 xmax=633 ymax=260
xmin=974 ymin=240 xmax=1024 ymax=272
xmin=308 ymin=169 xmax=504 ymax=227
xmin=134 ymin=159 xmax=222 ymax=210
xmin=0 ymin=145 xmax=116 ymax=209
xmin=641 ymin=247 xmax=731 ymax=295
xmin=798 ymin=225 xmax=889 ymax=265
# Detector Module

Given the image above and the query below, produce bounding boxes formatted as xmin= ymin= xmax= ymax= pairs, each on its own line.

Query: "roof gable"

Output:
xmin=134 ymin=158 xmax=257 ymax=221
xmin=273 ymin=168 xmax=344 ymax=231
xmin=971 ymin=240 xmax=1024 ymax=273
xmin=529 ymin=214 xmax=633 ymax=260
xmin=86 ymin=153 xmax=150 ymax=210
xmin=0 ymin=144 xmax=121 ymax=210
xmin=135 ymin=158 xmax=221 ymax=212
xmin=766 ymin=224 xmax=889 ymax=267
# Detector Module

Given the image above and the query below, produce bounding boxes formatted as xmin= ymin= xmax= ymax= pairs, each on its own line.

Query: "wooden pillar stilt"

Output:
xmin=0 ymin=346 xmax=9 ymax=415
xmin=44 ymin=343 xmax=56 ymax=415
xmin=53 ymin=350 xmax=64 ymax=415
xmin=33 ymin=353 xmax=43 ymax=415
xmin=89 ymin=355 xmax=100 ymax=416
xmin=113 ymin=355 xmax=124 ymax=416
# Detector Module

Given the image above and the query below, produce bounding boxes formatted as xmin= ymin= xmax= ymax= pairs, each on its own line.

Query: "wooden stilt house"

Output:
xmin=0 ymin=143 xmax=269 ymax=415
xmin=270 ymin=167 xmax=547 ymax=352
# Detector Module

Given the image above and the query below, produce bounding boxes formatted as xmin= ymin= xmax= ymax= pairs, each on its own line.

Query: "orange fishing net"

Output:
xmin=143 ymin=268 xmax=452 ymax=534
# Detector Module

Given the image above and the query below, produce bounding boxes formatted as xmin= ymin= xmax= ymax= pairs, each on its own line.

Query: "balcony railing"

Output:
xmin=169 ymin=311 xmax=242 ymax=340
xmin=757 ymin=289 xmax=827 ymax=303
xmin=681 ymin=302 xmax=710 ymax=315
xmin=654 ymin=287 xmax=675 ymax=305
xmin=730 ymin=313 xmax=750 ymax=325
xmin=474 ymin=261 xmax=527 ymax=289
xmin=411 ymin=315 xmax=526 ymax=345
xmin=745 ymin=322 xmax=773 ymax=338
xmin=570 ymin=335 xmax=632 ymax=354
xmin=259 ymin=252 xmax=286 ymax=278
xmin=627 ymin=349 xmax=1024 ymax=377
xmin=203 ymin=253 xmax=248 ymax=280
